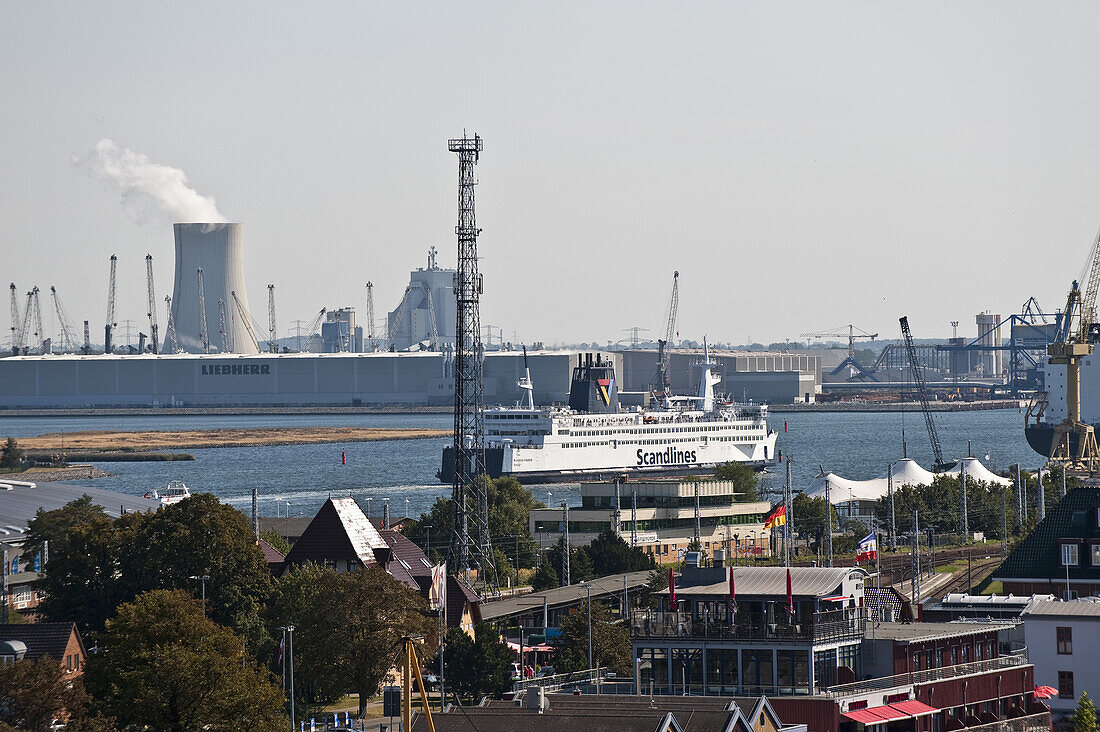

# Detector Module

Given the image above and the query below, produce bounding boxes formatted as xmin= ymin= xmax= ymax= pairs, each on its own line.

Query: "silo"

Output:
xmin=169 ymin=223 xmax=258 ymax=354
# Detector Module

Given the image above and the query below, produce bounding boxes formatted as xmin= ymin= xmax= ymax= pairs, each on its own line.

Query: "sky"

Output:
xmin=3 ymin=1 xmax=1100 ymax=349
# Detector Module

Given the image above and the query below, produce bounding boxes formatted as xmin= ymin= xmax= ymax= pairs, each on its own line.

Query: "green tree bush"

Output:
xmin=714 ymin=462 xmax=758 ymax=501
xmin=440 ymin=622 xmax=513 ymax=703
xmin=550 ymin=601 xmax=631 ymax=675
xmin=0 ymin=656 xmax=114 ymax=732
xmin=0 ymin=437 xmax=23 ymax=470
xmin=1071 ymin=691 xmax=1099 ymax=732
xmin=84 ymin=589 xmax=286 ymax=731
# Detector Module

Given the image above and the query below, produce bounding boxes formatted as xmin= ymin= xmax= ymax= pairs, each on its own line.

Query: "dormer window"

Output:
xmin=1061 ymin=543 xmax=1079 ymax=566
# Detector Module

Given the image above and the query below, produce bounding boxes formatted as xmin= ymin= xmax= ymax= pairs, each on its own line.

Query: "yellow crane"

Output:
xmin=400 ymin=635 xmax=436 ymax=732
xmin=1048 ymin=227 xmax=1100 ymax=472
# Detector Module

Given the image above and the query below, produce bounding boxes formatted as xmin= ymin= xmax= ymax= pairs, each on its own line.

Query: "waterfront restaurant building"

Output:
xmin=632 ymin=555 xmax=1049 ymax=732
xmin=529 ymin=479 xmax=771 ymax=559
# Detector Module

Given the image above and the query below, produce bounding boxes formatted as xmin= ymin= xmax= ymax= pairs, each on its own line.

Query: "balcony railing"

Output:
xmin=631 ymin=609 xmax=863 ymax=644
xmin=960 ymin=712 xmax=1050 ymax=732
xmin=824 ymin=650 xmax=1031 ymax=697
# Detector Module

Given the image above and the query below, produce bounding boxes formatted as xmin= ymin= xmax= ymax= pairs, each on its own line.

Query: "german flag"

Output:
xmin=763 ymin=505 xmax=787 ymax=530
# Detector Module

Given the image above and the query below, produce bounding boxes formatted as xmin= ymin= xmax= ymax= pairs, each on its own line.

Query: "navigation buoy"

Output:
xmin=341 ymin=451 xmax=347 ymax=465
xmin=784 ymin=421 xmax=788 ymax=432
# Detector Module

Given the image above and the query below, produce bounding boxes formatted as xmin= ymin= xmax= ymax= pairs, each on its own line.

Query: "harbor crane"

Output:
xmin=18 ymin=287 xmax=44 ymax=355
xmin=365 ymin=282 xmax=377 ymax=352
xmin=650 ymin=271 xmax=679 ymax=392
xmin=267 ymin=285 xmax=278 ymax=353
xmin=1047 ymin=226 xmax=1100 ymax=471
xmin=197 ymin=268 xmax=210 ymax=354
xmin=232 ymin=291 xmax=261 ymax=353
xmin=301 ymin=307 xmax=326 ymax=352
xmin=82 ymin=321 xmax=90 ymax=354
xmin=900 ymin=316 xmax=951 ymax=472
xmin=49 ymin=286 xmax=79 ymax=353
xmin=163 ymin=296 xmax=179 ymax=353
xmin=104 ymin=254 xmax=118 ymax=354
xmin=145 ymin=254 xmax=159 ymax=354
xmin=9 ymin=284 xmax=19 ymax=355
xmin=801 ymin=324 xmax=879 ymax=378
xmin=217 ymin=299 xmax=230 ymax=353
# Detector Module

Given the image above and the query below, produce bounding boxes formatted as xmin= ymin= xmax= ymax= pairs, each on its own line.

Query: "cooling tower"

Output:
xmin=169 ymin=223 xmax=258 ymax=354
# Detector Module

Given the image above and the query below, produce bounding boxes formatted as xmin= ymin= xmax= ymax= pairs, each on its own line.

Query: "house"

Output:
xmin=0 ymin=622 xmax=86 ymax=677
xmin=281 ymin=497 xmax=481 ymax=633
xmin=993 ymin=486 xmax=1100 ymax=597
xmin=257 ymin=538 xmax=286 ymax=576
xmin=633 ymin=550 xmax=1048 ymax=732
xmin=1020 ymin=598 xmax=1100 ymax=730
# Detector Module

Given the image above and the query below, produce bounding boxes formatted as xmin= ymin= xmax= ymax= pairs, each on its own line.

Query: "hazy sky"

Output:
xmin=3 ymin=2 xmax=1100 ymax=349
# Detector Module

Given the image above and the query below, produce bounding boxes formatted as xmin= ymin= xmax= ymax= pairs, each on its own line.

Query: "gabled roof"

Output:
xmin=0 ymin=622 xmax=84 ymax=662
xmin=994 ymin=487 xmax=1100 ymax=581
xmin=257 ymin=539 xmax=286 ymax=575
xmin=283 ymin=497 xmax=389 ymax=568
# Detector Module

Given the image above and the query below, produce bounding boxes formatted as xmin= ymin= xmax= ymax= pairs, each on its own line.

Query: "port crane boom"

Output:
xmin=197 ymin=268 xmax=210 ymax=354
xmin=1047 ymin=225 xmax=1100 ymax=471
xmin=267 ymin=284 xmax=277 ymax=353
xmin=9 ymin=284 xmax=19 ymax=354
xmin=104 ymin=254 xmax=117 ymax=353
xmin=800 ymin=324 xmax=878 ymax=359
xmin=900 ymin=316 xmax=950 ymax=472
xmin=49 ymin=286 xmax=78 ymax=353
xmin=365 ymin=282 xmax=377 ymax=352
xmin=232 ymin=291 xmax=260 ymax=353
xmin=145 ymin=254 xmax=159 ymax=354
xmin=650 ymin=271 xmax=679 ymax=391
xmin=302 ymin=307 xmax=326 ymax=352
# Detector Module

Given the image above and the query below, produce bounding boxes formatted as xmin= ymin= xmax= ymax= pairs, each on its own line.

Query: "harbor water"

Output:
xmin=0 ymin=408 xmax=1037 ymax=522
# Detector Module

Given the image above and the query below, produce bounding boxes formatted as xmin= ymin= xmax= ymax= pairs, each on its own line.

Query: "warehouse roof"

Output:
xmin=868 ymin=621 xmax=1009 ymax=642
xmin=0 ymin=480 xmax=160 ymax=541
xmin=1022 ymin=599 xmax=1100 ymax=618
xmin=664 ymin=566 xmax=861 ymax=599
xmin=479 ymin=570 xmax=653 ymax=621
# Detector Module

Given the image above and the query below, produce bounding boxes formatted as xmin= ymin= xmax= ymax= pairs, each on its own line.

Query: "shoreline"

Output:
xmin=14 ymin=427 xmax=450 ymax=453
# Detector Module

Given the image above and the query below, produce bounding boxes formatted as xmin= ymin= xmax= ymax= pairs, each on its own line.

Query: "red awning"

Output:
xmin=842 ymin=704 xmax=923 ymax=725
xmin=888 ymin=701 xmax=939 ymax=718
xmin=821 ymin=595 xmax=848 ymax=602
xmin=842 ymin=709 xmax=891 ymax=725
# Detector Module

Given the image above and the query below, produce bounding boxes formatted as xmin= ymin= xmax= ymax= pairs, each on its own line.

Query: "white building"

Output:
xmin=1020 ymin=598 xmax=1100 ymax=726
xmin=529 ymin=479 xmax=771 ymax=560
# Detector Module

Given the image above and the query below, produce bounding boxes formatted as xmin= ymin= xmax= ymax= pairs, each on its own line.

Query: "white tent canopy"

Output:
xmin=944 ymin=456 xmax=1013 ymax=487
xmin=803 ymin=456 xmax=1010 ymax=505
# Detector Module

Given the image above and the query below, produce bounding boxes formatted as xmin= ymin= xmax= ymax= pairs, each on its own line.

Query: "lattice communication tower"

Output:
xmin=447 ymin=133 xmax=495 ymax=582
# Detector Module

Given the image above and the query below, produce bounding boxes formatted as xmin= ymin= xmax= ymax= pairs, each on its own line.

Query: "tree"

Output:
xmin=714 ymin=462 xmax=758 ymax=501
xmin=260 ymin=529 xmax=292 ymax=556
xmin=0 ymin=437 xmax=23 ymax=469
xmin=530 ymin=560 xmax=560 ymax=592
xmin=1071 ymin=692 xmax=1099 ymax=732
xmin=793 ymin=493 xmax=837 ymax=549
xmin=585 ymin=529 xmax=655 ymax=577
xmin=267 ymin=564 xmax=435 ymax=717
xmin=34 ymin=494 xmax=273 ymax=644
xmin=0 ymin=657 xmax=114 ymax=732
xmin=403 ymin=477 xmax=543 ymax=569
xmin=441 ymin=622 xmax=513 ymax=703
xmin=639 ymin=567 xmax=669 ymax=609
xmin=84 ymin=589 xmax=286 ymax=732
xmin=543 ymin=538 xmax=594 ymax=584
xmin=551 ymin=601 xmax=631 ymax=675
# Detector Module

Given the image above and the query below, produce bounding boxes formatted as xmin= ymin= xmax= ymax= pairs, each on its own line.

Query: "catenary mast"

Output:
xmin=447 ymin=133 xmax=495 ymax=582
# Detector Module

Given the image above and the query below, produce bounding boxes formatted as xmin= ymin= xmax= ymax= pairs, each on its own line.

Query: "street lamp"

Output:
xmin=405 ymin=498 xmax=410 ymax=519
xmin=579 ymin=581 xmax=593 ymax=670
xmin=188 ymin=575 xmax=210 ymax=615
xmin=278 ymin=625 xmax=296 ymax=730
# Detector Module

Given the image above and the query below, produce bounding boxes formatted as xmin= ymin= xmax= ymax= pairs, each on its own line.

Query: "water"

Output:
xmin=0 ymin=408 xmax=1038 ymax=520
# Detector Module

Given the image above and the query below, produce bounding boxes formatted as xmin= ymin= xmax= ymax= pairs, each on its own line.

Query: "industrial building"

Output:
xmin=618 ymin=348 xmax=820 ymax=404
xmin=320 ymin=308 xmax=363 ymax=353
xmin=168 ymin=223 xmax=258 ymax=355
xmin=386 ymin=247 xmax=456 ymax=352
xmin=0 ymin=350 xmax=619 ymax=408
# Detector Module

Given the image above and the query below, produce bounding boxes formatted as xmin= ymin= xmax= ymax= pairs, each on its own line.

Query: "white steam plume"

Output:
xmin=73 ymin=139 xmax=227 ymax=225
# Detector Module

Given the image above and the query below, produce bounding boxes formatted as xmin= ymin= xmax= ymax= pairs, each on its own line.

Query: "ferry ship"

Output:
xmin=439 ymin=345 xmax=779 ymax=484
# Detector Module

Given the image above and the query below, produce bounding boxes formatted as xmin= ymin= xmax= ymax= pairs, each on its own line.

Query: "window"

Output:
xmin=950 ymin=646 xmax=959 ymax=665
xmin=1092 ymin=544 xmax=1100 ymax=566
xmin=1058 ymin=627 xmax=1073 ymax=655
xmin=936 ymin=648 xmax=944 ymax=668
xmin=1059 ymin=671 xmax=1074 ymax=699
xmin=1062 ymin=543 xmax=1080 ymax=566
xmin=961 ymin=645 xmax=969 ymax=663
